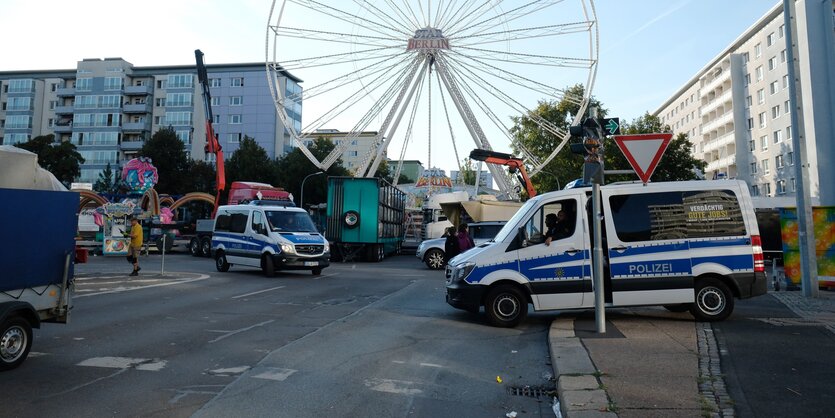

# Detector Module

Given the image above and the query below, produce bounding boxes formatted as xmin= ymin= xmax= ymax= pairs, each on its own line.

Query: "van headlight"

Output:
xmin=323 ymin=241 xmax=330 ymax=253
xmin=452 ymin=262 xmax=476 ymax=282
xmin=281 ymin=244 xmax=295 ymax=254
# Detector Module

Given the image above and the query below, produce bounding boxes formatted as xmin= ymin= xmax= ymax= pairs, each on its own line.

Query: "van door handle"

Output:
xmin=611 ymin=245 xmax=628 ymax=253
xmin=565 ymin=249 xmax=580 ymax=255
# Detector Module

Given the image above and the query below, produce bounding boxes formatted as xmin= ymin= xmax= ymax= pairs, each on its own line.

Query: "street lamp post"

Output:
xmin=300 ymin=171 xmax=324 ymax=211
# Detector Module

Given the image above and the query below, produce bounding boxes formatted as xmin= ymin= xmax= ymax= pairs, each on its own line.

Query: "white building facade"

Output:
xmin=655 ymin=0 xmax=835 ymax=204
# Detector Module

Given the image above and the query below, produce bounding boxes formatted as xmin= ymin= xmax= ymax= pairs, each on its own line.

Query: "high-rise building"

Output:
xmin=0 ymin=57 xmax=301 ymax=184
xmin=300 ymin=129 xmax=381 ymax=174
xmin=654 ymin=0 xmax=835 ymax=204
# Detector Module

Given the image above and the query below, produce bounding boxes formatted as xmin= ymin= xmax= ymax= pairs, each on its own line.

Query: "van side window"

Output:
xmin=684 ymin=190 xmax=746 ymax=237
xmin=215 ymin=214 xmax=231 ymax=231
xmin=229 ymin=212 xmax=249 ymax=233
xmin=251 ymin=212 xmax=267 ymax=235
xmin=609 ymin=192 xmax=686 ymax=241
xmin=524 ymin=199 xmax=575 ymax=245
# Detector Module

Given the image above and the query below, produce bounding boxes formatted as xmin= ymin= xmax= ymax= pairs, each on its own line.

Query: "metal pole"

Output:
xmin=473 ymin=161 xmax=482 ymax=197
xmin=301 ymin=171 xmax=324 ymax=211
xmin=161 ymin=234 xmax=166 ymax=275
xmin=592 ymin=183 xmax=605 ymax=333
xmin=783 ymin=0 xmax=818 ymax=297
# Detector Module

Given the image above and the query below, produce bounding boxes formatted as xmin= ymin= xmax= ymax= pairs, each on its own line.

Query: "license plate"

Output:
xmin=303 ymin=261 xmax=318 ymax=267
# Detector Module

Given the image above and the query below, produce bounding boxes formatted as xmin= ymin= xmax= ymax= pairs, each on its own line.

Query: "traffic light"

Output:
xmin=568 ymin=117 xmax=604 ymax=184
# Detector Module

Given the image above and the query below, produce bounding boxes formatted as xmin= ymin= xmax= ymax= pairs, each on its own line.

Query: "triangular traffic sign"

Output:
xmin=613 ymin=133 xmax=673 ymax=184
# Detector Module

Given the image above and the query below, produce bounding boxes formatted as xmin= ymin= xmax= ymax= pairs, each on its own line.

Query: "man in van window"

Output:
xmin=545 ymin=210 xmax=572 ymax=246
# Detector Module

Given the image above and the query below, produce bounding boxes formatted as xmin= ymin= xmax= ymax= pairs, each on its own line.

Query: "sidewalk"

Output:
xmin=548 ymin=290 xmax=835 ymax=418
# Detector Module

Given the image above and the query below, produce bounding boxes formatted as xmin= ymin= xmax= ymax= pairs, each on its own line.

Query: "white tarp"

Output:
xmin=0 ymin=145 xmax=67 ymax=191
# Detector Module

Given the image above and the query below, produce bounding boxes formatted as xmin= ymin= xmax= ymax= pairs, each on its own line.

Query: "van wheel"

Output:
xmin=0 ymin=316 xmax=33 ymax=371
xmin=690 ymin=278 xmax=734 ymax=322
xmin=262 ymin=255 xmax=276 ymax=277
xmin=200 ymin=237 xmax=212 ymax=258
xmin=215 ymin=251 xmax=230 ymax=272
xmin=190 ymin=237 xmax=203 ymax=257
xmin=424 ymin=249 xmax=445 ymax=270
xmin=485 ymin=285 xmax=527 ymax=328
xmin=663 ymin=304 xmax=692 ymax=313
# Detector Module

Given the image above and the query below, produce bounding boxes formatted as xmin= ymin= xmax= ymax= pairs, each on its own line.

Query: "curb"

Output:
xmin=548 ymin=319 xmax=617 ymax=418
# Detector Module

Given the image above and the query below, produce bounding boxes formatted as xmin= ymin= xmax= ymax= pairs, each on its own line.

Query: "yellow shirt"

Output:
xmin=130 ymin=223 xmax=143 ymax=249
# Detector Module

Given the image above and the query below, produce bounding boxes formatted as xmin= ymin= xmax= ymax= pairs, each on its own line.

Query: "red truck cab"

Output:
xmin=227 ymin=181 xmax=293 ymax=205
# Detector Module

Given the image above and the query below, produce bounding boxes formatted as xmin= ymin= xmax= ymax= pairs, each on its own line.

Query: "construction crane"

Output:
xmin=195 ymin=49 xmax=225 ymax=217
xmin=469 ymin=149 xmax=537 ymax=198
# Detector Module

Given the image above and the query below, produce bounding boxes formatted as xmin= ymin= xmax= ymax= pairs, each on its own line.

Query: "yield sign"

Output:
xmin=613 ymin=133 xmax=673 ymax=183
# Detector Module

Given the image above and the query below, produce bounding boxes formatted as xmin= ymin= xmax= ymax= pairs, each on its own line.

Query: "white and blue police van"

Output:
xmin=445 ymin=180 xmax=767 ymax=327
xmin=211 ymin=202 xmax=330 ymax=276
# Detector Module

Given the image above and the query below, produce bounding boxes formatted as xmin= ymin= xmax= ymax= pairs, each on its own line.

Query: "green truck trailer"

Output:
xmin=326 ymin=177 xmax=406 ymax=262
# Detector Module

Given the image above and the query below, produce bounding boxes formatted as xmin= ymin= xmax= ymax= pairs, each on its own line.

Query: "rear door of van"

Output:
xmin=603 ymin=187 xmax=694 ymax=306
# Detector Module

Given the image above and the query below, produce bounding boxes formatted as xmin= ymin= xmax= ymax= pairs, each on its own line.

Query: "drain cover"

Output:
xmin=506 ymin=385 xmax=556 ymax=398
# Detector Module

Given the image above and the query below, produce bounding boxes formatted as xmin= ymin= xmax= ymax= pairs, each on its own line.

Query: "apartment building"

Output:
xmin=0 ymin=57 xmax=301 ymax=184
xmin=655 ymin=0 xmax=835 ymax=205
xmin=301 ymin=129 xmax=383 ymax=174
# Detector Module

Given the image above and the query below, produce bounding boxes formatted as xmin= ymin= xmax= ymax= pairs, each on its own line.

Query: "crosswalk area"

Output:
xmin=73 ymin=272 xmax=210 ymax=298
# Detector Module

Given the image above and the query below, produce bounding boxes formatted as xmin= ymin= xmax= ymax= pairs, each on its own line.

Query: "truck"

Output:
xmin=0 ymin=146 xmax=77 ymax=370
xmin=326 ymin=177 xmax=406 ymax=262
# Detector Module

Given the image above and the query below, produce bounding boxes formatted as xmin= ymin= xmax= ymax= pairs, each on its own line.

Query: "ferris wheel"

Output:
xmin=266 ymin=0 xmax=598 ymax=199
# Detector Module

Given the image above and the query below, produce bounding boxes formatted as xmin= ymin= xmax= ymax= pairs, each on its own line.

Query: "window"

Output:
xmin=768 ymin=56 xmax=777 ymax=70
xmin=212 ymin=114 xmax=220 ymax=124
xmin=749 ymin=140 xmax=756 ymax=152
xmin=791 ymin=178 xmax=796 ymax=192
xmin=156 ymin=79 xmax=167 ymax=89
xmin=231 ymin=212 xmax=250 ymax=233
xmin=755 ymin=43 xmax=762 ymax=58
xmin=347 ymin=150 xmax=358 ymax=157
xmin=167 ymin=74 xmax=193 ymax=89
xmin=48 ymin=118 xmax=54 ymax=128
xmin=787 ymin=151 xmax=794 ymax=165
xmin=779 ymin=24 xmax=785 ymax=38
xmin=757 ymin=89 xmax=765 ymax=104
xmin=5 ymin=115 xmax=32 ymax=129
xmin=210 ymin=78 xmax=221 ymax=87
xmin=155 ymin=98 xmax=166 ymax=107
xmin=154 ymin=116 xmax=162 ymax=125
xmin=76 ymin=78 xmax=92 ymax=92
xmin=777 ymin=180 xmax=786 ymax=195
xmin=747 ymin=118 xmax=754 ymax=130
xmin=770 ymin=81 xmax=779 ymax=95
xmin=210 ymin=97 xmax=220 ymax=106
xmin=771 ymin=105 xmax=781 ymax=119
xmin=762 ymin=159 xmax=770 ymax=174
xmin=773 ymin=130 xmax=783 ymax=143
xmin=228 ymin=133 xmax=242 ymax=143
xmin=166 ymin=93 xmax=193 ymax=107
xmin=761 ymin=135 xmax=768 ymax=150
xmin=230 ymin=96 xmax=242 ymax=106
xmin=522 ymin=200 xmax=576 ymax=245
xmin=759 ymin=112 xmax=767 ymax=128
xmin=780 ymin=50 xmax=786 ymax=63
xmin=752 ymin=185 xmax=760 ymax=196
xmin=49 ymin=100 xmax=56 ymax=110
xmin=231 ymin=77 xmax=244 ymax=87
xmin=756 ymin=66 xmax=763 ymax=81
xmin=782 ymin=75 xmax=789 ymax=89
xmin=164 ymin=111 xmax=192 ymax=126
xmin=767 ymin=32 xmax=775 ymax=46
xmin=763 ymin=182 xmax=772 ymax=196
xmin=229 ymin=114 xmax=241 ymax=124
xmin=742 ymin=52 xmax=750 ymax=63
xmin=609 ymin=190 xmax=745 ymax=241
xmin=104 ymin=77 xmax=123 ymax=90
xmin=745 ymin=73 xmax=751 ymax=85
xmin=776 ymin=154 xmax=784 ymax=168
xmin=7 ymin=97 xmax=32 ymax=111
xmin=746 ymin=95 xmax=752 ymax=107
xmin=176 ymin=130 xmax=192 ymax=145
xmin=250 ymin=211 xmax=268 ymax=235
xmin=750 ymin=162 xmax=758 ymax=174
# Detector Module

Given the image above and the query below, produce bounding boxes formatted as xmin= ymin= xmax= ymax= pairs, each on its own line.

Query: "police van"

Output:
xmin=211 ymin=203 xmax=330 ymax=276
xmin=445 ymin=180 xmax=767 ymax=327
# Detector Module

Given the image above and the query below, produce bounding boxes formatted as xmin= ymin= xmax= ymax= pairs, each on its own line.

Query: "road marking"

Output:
xmin=209 ymin=366 xmax=251 ymax=376
xmin=232 ymin=286 xmax=286 ymax=299
xmin=420 ymin=363 xmax=443 ymax=368
xmin=208 ymin=319 xmax=275 ymax=343
xmin=252 ymin=367 xmax=297 ymax=381
xmin=77 ymin=356 xmax=167 ymax=371
xmin=364 ymin=378 xmax=423 ymax=395
xmin=313 ymin=272 xmax=339 ymax=280
xmin=75 ymin=274 xmax=210 ymax=298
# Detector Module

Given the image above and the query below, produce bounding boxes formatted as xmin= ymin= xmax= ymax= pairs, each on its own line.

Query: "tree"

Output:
xmin=458 ymin=158 xmax=478 ymax=186
xmin=93 ymin=162 xmax=122 ymax=194
xmin=14 ymin=134 xmax=84 ymax=186
xmin=185 ymin=160 xmax=218 ymax=194
xmin=275 ymin=137 xmax=350 ymax=207
xmin=605 ymin=113 xmax=707 ymax=183
xmin=224 ymin=136 xmax=278 ymax=187
xmin=373 ymin=159 xmax=411 ymax=185
xmin=139 ymin=127 xmax=190 ymax=194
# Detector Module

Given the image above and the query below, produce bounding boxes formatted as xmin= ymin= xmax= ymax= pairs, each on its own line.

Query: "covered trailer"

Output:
xmin=326 ymin=177 xmax=405 ymax=262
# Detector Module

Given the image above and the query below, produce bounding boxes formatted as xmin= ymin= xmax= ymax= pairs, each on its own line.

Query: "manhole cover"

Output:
xmin=506 ymin=385 xmax=556 ymax=398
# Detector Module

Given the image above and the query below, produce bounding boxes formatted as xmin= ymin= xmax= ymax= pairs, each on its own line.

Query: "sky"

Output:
xmin=1 ymin=0 xmax=780 ymax=177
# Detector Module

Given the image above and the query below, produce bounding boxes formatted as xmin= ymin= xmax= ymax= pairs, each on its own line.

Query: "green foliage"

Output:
xmin=274 ymin=137 xmax=350 ymax=207
xmin=140 ymin=127 xmax=190 ymax=194
xmin=373 ymin=160 xmax=411 ymax=185
xmin=458 ymin=158 xmax=478 ymax=186
xmin=14 ymin=134 xmax=84 ymax=186
xmin=93 ymin=162 xmax=122 ymax=194
xmin=185 ymin=160 xmax=218 ymax=194
xmin=225 ymin=136 xmax=278 ymax=187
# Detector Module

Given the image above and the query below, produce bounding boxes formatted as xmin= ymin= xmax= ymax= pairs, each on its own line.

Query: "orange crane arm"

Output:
xmin=469 ymin=149 xmax=537 ymax=198
xmin=195 ymin=50 xmax=225 ymax=217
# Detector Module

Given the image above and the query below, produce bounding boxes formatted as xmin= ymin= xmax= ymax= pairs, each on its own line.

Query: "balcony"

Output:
xmin=122 ymin=122 xmax=151 ymax=133
xmin=703 ymin=132 xmax=735 ymax=154
xmin=120 ymin=140 xmax=144 ymax=151
xmin=123 ymin=103 xmax=152 ymax=114
xmin=56 ymin=87 xmax=75 ymax=97
xmin=54 ymin=105 xmax=74 ymax=115
xmin=701 ymin=110 xmax=734 ymax=134
xmin=53 ymin=124 xmax=73 ymax=134
xmin=124 ymin=85 xmax=153 ymax=96
xmin=706 ymin=154 xmax=737 ymax=172
xmin=701 ymin=90 xmax=733 ymax=116
xmin=701 ymin=69 xmax=731 ymax=95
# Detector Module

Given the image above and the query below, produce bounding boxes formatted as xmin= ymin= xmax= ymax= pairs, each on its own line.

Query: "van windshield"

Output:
xmin=265 ymin=210 xmax=318 ymax=233
xmin=492 ymin=196 xmax=541 ymax=243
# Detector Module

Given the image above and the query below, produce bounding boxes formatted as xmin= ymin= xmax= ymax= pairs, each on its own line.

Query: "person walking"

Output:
xmin=456 ymin=223 xmax=475 ymax=253
xmin=443 ymin=226 xmax=459 ymax=265
xmin=128 ymin=218 xmax=143 ymax=276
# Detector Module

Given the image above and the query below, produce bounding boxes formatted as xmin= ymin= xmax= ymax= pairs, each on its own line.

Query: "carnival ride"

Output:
xmin=266 ymin=0 xmax=598 ymax=200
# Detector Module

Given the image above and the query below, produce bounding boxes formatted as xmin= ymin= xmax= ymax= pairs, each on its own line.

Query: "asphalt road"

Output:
xmin=5 ymin=252 xmax=557 ymax=418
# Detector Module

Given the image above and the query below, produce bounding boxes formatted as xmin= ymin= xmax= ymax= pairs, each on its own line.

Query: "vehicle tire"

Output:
xmin=155 ymin=236 xmax=174 ymax=253
xmin=690 ymin=278 xmax=735 ymax=322
xmin=663 ymin=304 xmax=692 ymax=313
xmin=200 ymin=237 xmax=212 ymax=258
xmin=0 ymin=316 xmax=33 ymax=371
xmin=424 ymin=249 xmax=446 ymax=270
xmin=190 ymin=237 xmax=203 ymax=257
xmin=262 ymin=255 xmax=276 ymax=278
xmin=215 ymin=251 xmax=230 ymax=272
xmin=312 ymin=268 xmax=322 ymax=276
xmin=485 ymin=285 xmax=528 ymax=328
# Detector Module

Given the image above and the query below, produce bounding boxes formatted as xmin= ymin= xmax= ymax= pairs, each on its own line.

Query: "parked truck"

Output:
xmin=0 ymin=146 xmax=77 ymax=371
xmin=326 ymin=177 xmax=406 ymax=262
